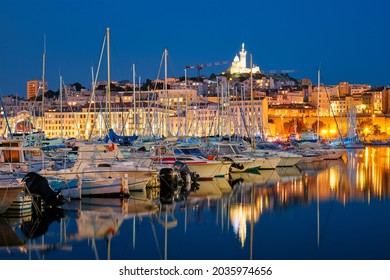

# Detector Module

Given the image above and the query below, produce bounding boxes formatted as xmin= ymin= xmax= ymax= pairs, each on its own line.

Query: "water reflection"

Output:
xmin=0 ymin=147 xmax=389 ymax=259
xmin=228 ymin=147 xmax=390 ymax=256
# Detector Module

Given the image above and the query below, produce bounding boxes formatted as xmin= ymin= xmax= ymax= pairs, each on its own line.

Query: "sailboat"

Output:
xmin=293 ymin=70 xmax=347 ymax=165
xmin=342 ymin=105 xmax=365 ymax=149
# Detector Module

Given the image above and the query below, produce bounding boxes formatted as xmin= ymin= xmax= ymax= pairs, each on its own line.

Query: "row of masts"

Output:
xmin=34 ymin=28 xmax=259 ymax=141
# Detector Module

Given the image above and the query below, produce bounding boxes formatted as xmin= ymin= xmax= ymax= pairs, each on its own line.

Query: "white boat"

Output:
xmin=3 ymin=191 xmax=32 ymax=217
xmin=297 ymin=141 xmax=346 ymax=161
xmin=150 ymin=143 xmax=230 ymax=179
xmin=40 ymin=141 xmax=158 ymax=192
xmin=79 ymin=176 xmax=129 ymax=197
xmin=249 ymin=151 xmax=281 ymax=169
xmin=49 ymin=173 xmax=128 ymax=198
xmin=0 ymin=139 xmax=53 ymax=173
xmin=46 ymin=175 xmax=80 ymax=199
xmin=205 ymin=141 xmax=268 ymax=172
xmin=254 ymin=141 xmax=303 ymax=167
xmin=0 ymin=175 xmax=24 ymax=214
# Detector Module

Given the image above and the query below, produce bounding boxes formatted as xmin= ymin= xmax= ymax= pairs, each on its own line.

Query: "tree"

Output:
xmin=141 ymin=79 xmax=153 ymax=91
xmin=209 ymin=73 xmax=216 ymax=80
xmin=283 ymin=118 xmax=305 ymax=134
xmin=372 ymin=124 xmax=381 ymax=135
xmin=71 ymin=82 xmax=85 ymax=91
xmin=359 ymin=119 xmax=382 ymax=137
xmin=311 ymin=120 xmax=325 ymax=134
xmin=96 ymin=83 xmax=125 ymax=92
xmin=44 ymin=90 xmax=58 ymax=99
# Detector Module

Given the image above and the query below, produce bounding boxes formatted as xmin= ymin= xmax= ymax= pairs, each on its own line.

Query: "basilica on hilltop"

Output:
xmin=228 ymin=43 xmax=261 ymax=74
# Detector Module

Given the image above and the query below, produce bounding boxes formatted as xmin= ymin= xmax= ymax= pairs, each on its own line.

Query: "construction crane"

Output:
xmin=262 ymin=69 xmax=299 ymax=75
xmin=185 ymin=60 xmax=231 ymax=79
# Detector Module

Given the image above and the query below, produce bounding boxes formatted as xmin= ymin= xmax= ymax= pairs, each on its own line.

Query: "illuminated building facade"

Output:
xmin=27 ymin=80 xmax=47 ymax=100
xmin=229 ymin=43 xmax=261 ymax=74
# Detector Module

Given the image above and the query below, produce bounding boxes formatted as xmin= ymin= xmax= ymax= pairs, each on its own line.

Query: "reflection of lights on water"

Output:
xmin=230 ymin=205 xmax=250 ymax=248
xmin=387 ymin=148 xmax=390 ymax=169
xmin=230 ymin=194 xmax=263 ymax=248
xmin=228 ymin=147 xmax=390 ymax=246
xmin=357 ymin=164 xmax=365 ymax=191
xmin=364 ymin=148 xmax=369 ymax=168
xmin=329 ymin=168 xmax=338 ymax=191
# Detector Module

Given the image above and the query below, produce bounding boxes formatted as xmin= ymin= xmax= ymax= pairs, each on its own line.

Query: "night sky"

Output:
xmin=1 ymin=0 xmax=389 ymax=96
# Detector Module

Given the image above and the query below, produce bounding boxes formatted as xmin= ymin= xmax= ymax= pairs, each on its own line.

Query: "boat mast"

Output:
xmin=41 ymin=34 xmax=46 ymax=133
xmin=227 ymin=82 xmax=231 ymax=139
xmin=216 ymin=77 xmax=220 ymax=136
xmin=0 ymin=98 xmax=13 ymax=139
xmin=164 ymin=48 xmax=169 ymax=136
xmin=106 ymin=27 xmax=112 ymax=130
xmin=250 ymin=54 xmax=255 ymax=148
xmin=184 ymin=68 xmax=188 ymax=136
xmin=84 ymin=33 xmax=106 ymax=139
xmin=133 ymin=64 xmax=136 ymax=135
xmin=139 ymin=76 xmax=143 ymax=136
xmin=317 ymin=69 xmax=320 ymax=141
xmin=60 ymin=75 xmax=63 ymax=139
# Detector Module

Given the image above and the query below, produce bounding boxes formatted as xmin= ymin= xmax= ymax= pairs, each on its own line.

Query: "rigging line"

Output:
xmin=118 ymin=95 xmax=128 ymax=136
xmin=207 ymin=106 xmax=218 ymax=136
xmin=122 ymin=68 xmax=142 ymax=135
xmin=84 ymin=34 xmax=107 ymax=138
xmin=321 ymin=74 xmax=345 ymax=144
xmin=143 ymin=90 xmax=154 ymax=136
xmin=239 ymin=106 xmax=250 ymax=138
xmin=149 ymin=89 xmax=157 ymax=137
xmin=143 ymin=91 xmax=151 ymax=136
xmin=61 ymin=78 xmax=81 ymax=138
xmin=88 ymin=92 xmax=109 ymax=140
xmin=153 ymin=51 xmax=165 ymax=91
xmin=118 ymin=99 xmax=132 ymax=136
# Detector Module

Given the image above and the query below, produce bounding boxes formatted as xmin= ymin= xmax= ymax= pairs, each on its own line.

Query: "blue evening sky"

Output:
xmin=0 ymin=0 xmax=389 ymax=97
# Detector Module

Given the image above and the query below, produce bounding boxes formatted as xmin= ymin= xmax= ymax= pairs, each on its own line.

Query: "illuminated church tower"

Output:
xmin=229 ymin=43 xmax=260 ymax=74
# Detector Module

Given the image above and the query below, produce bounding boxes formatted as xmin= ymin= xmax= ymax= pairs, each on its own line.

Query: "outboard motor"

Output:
xmin=159 ymin=161 xmax=199 ymax=204
xmin=22 ymin=172 xmax=65 ymax=207
xmin=172 ymin=161 xmax=199 ymax=198
xmin=159 ymin=168 xmax=177 ymax=204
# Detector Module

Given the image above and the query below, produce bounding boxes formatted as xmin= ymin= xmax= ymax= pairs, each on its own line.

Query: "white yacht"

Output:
xmin=40 ymin=141 xmax=158 ymax=192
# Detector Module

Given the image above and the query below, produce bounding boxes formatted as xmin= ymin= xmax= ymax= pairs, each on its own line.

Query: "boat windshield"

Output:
xmin=178 ymin=148 xmax=203 ymax=156
xmin=173 ymin=148 xmax=185 ymax=155
xmin=218 ymin=145 xmax=238 ymax=154
xmin=256 ymin=142 xmax=279 ymax=150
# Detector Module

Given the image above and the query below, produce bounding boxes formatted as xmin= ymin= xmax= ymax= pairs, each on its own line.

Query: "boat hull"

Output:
xmin=81 ymin=177 xmax=129 ymax=197
xmin=0 ymin=180 xmax=23 ymax=214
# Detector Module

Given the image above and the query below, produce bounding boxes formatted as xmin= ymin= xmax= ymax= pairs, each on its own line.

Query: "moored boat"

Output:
xmin=0 ymin=176 xmax=24 ymax=214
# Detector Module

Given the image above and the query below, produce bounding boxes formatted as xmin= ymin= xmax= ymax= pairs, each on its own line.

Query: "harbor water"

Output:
xmin=0 ymin=146 xmax=389 ymax=260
